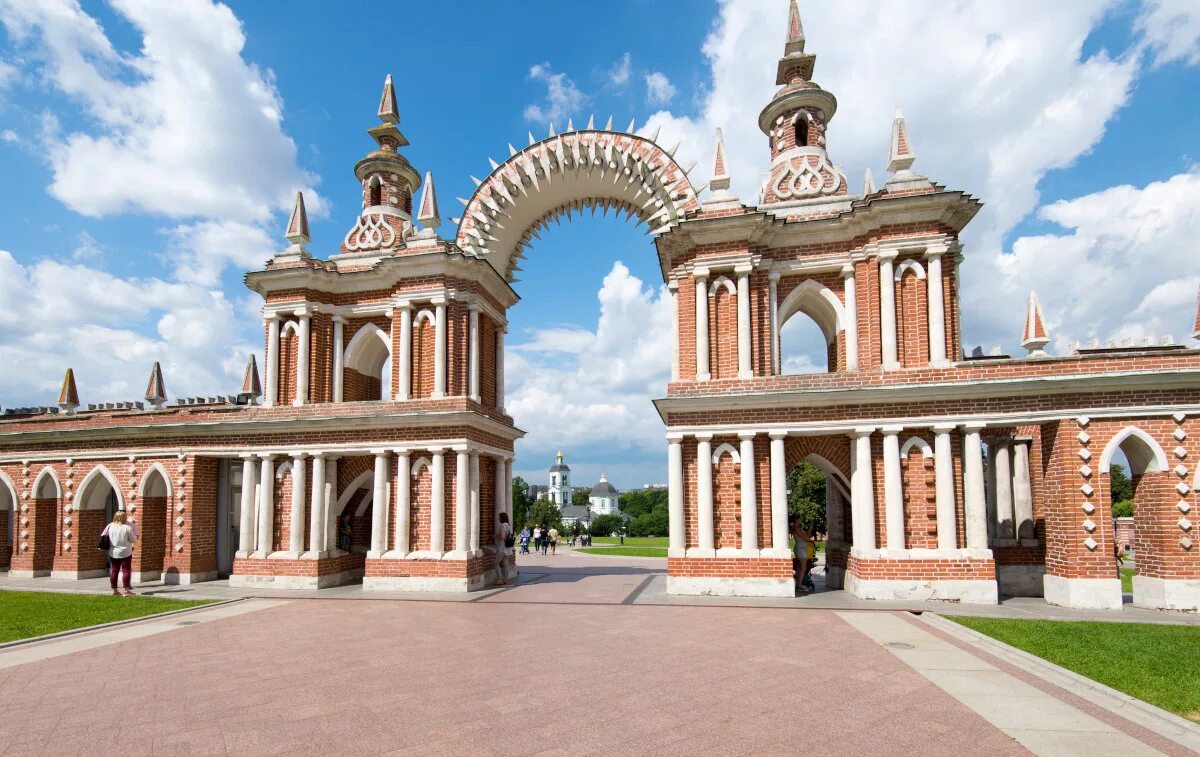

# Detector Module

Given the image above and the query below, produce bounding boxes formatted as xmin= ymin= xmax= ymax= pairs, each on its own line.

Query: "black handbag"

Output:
xmin=504 ymin=528 xmax=516 ymax=549
xmin=98 ymin=530 xmax=111 ymax=552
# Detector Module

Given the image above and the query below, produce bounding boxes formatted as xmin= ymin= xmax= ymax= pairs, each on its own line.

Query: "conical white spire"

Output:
xmin=417 ymin=171 xmax=440 ymax=231
xmin=1022 ymin=291 xmax=1051 ymax=357
xmin=285 ymin=191 xmax=310 ymax=246
xmin=709 ymin=128 xmax=730 ymax=192
xmin=887 ymin=107 xmax=916 ymax=173
xmin=785 ymin=0 xmax=805 ymax=54
xmin=863 ymin=167 xmax=876 ymax=195
xmin=377 ymin=74 xmax=399 ymax=124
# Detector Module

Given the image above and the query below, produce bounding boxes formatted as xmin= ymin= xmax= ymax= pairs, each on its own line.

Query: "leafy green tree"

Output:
xmin=787 ymin=461 xmax=827 ymax=534
xmin=1112 ymin=499 xmax=1134 ymax=518
xmin=628 ymin=509 xmax=669 ymax=537
xmin=511 ymin=476 xmax=531 ymax=528
xmin=589 ymin=513 xmax=624 ymax=537
xmin=526 ymin=498 xmax=564 ymax=532
xmin=619 ymin=488 xmax=668 ymax=519
xmin=572 ymin=487 xmax=592 ymax=506
xmin=1109 ymin=463 xmax=1133 ymax=505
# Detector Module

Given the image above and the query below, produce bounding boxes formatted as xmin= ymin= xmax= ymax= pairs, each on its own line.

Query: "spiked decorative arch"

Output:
xmin=900 ymin=436 xmax=934 ymax=458
xmin=455 ymin=126 xmax=702 ymax=281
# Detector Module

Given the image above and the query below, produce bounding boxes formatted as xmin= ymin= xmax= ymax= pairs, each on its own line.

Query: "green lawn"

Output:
xmin=592 ymin=536 xmax=668 ymax=547
xmin=1120 ymin=567 xmax=1136 ymax=593
xmin=0 ymin=590 xmax=216 ymax=644
xmin=577 ymin=546 xmax=667 ymax=558
xmin=949 ymin=616 xmax=1200 ymax=722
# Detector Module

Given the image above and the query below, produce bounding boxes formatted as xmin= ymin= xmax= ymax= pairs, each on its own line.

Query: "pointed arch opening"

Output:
xmin=778 ymin=280 xmax=845 ymax=374
xmin=34 ymin=467 xmax=62 ymax=500
xmin=343 ymin=323 xmax=392 ymax=402
xmin=0 ymin=471 xmax=15 ymax=567
xmin=136 ymin=464 xmax=169 ymax=581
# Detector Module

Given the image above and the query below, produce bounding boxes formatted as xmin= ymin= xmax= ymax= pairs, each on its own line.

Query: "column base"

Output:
xmin=49 ymin=569 xmax=108 ymax=580
xmin=230 ymin=553 xmax=364 ymax=590
xmin=1132 ymin=576 xmax=1200 ymax=611
xmin=1043 ymin=575 xmax=1122 ymax=610
xmin=7 ymin=569 xmax=50 ymax=578
xmin=844 ymin=573 xmax=998 ymax=604
xmin=667 ymin=576 xmax=794 ymax=597
xmin=846 ymin=551 xmax=998 ymax=604
xmin=996 ymin=564 xmax=1045 ymax=597
xmin=132 ymin=570 xmax=162 ymax=583
xmin=163 ymin=570 xmax=219 ymax=586
xmin=666 ymin=556 xmax=792 ymax=597
xmin=363 ymin=551 xmax=496 ymax=592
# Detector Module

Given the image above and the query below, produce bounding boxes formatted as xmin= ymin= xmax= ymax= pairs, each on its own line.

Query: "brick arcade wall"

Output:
xmin=713 ymin=450 xmax=740 ymax=550
xmin=1114 ymin=517 xmax=1135 ymax=553
xmin=895 ymin=263 xmax=929 ymax=368
xmin=668 ymin=556 xmax=792 ymax=580
xmin=847 ymin=554 xmax=995 ymax=581
xmin=900 ymin=442 xmax=937 ymax=550
xmin=709 ymin=284 xmax=738 ymax=380
xmin=133 ymin=494 xmax=167 ymax=577
xmin=409 ymin=460 xmax=432 ymax=551
xmin=412 ymin=315 xmax=436 ymax=399
xmin=344 ymin=368 xmax=382 ymax=403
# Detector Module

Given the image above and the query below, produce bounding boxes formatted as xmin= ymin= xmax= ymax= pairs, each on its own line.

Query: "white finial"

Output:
xmin=710 ymin=128 xmax=730 ymax=192
xmin=1022 ymin=291 xmax=1051 ymax=357
xmin=863 ymin=168 xmax=876 ymax=196
xmin=417 ymin=171 xmax=440 ymax=232
xmin=887 ymin=107 xmax=916 ymax=174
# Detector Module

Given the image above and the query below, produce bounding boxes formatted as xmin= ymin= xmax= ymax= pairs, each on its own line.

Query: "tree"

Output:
xmin=620 ymin=488 xmax=668 ymax=519
xmin=786 ymin=461 xmax=827 ymax=534
xmin=628 ymin=509 xmax=668 ymax=537
xmin=589 ymin=513 xmax=624 ymax=537
xmin=511 ymin=476 xmax=531 ymax=528
xmin=1109 ymin=463 xmax=1133 ymax=504
xmin=1112 ymin=499 xmax=1134 ymax=518
xmin=572 ymin=487 xmax=592 ymax=506
xmin=526 ymin=498 xmax=564 ymax=532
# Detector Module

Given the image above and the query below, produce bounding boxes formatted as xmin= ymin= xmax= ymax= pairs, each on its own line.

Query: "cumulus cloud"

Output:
xmin=608 ymin=52 xmax=632 ymax=87
xmin=643 ymin=71 xmax=676 ymax=105
xmin=523 ymin=62 xmax=586 ymax=124
xmin=1137 ymin=0 xmax=1200 ymax=66
xmin=160 ymin=219 xmax=274 ymax=286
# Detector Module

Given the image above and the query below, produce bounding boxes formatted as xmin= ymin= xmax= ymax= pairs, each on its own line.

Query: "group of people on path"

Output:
xmin=517 ymin=524 xmax=560 ymax=555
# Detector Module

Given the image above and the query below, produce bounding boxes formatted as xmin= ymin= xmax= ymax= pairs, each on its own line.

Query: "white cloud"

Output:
xmin=0 ymin=129 xmax=17 ymax=143
xmin=160 ymin=219 xmax=273 ymax=286
xmin=0 ymin=58 xmax=17 ymax=91
xmin=608 ymin=52 xmax=632 ymax=87
xmin=1137 ymin=0 xmax=1200 ymax=66
xmin=511 ymin=326 xmax=595 ymax=355
xmin=70 ymin=230 xmax=101 ymax=261
xmin=523 ymin=62 xmax=586 ymax=124
xmin=643 ymin=71 xmax=676 ymax=105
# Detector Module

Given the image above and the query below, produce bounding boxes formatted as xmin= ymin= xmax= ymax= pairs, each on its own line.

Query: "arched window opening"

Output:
xmin=779 ymin=314 xmax=831 ymax=373
xmin=795 ymin=118 xmax=809 ymax=147
xmin=777 ymin=281 xmax=845 ymax=374
xmin=343 ymin=323 xmax=392 ymax=402
xmin=368 ymin=176 xmax=382 ymax=207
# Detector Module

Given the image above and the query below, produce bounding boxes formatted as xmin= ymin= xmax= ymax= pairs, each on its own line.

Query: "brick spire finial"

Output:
xmin=785 ymin=0 xmax=805 ymax=55
xmin=144 ymin=361 xmax=167 ymax=409
xmin=709 ymin=128 xmax=730 ymax=192
xmin=241 ymin=354 xmax=262 ymax=402
xmin=286 ymin=191 xmax=310 ymax=246
xmin=417 ymin=171 xmax=440 ymax=231
xmin=1022 ymin=291 xmax=1051 ymax=357
xmin=377 ymin=74 xmax=399 ymax=125
xmin=1192 ymin=284 xmax=1200 ymax=340
xmin=58 ymin=368 xmax=79 ymax=414
xmin=887 ymin=107 xmax=916 ymax=174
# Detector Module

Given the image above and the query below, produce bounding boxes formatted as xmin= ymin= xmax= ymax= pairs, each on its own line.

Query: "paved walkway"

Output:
xmin=0 ymin=553 xmax=1192 ymax=755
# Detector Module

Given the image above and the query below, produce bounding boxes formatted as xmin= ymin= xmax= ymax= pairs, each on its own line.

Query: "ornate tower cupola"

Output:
xmin=758 ymin=0 xmax=847 ymax=206
xmin=342 ymin=74 xmax=422 ymax=255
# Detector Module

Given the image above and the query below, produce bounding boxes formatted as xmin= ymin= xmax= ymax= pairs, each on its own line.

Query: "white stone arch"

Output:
xmin=1098 ymin=427 xmax=1169 ymax=475
xmin=802 ymin=453 xmax=851 ymax=500
xmin=711 ymin=442 xmax=740 ymax=465
xmin=900 ymin=436 xmax=934 ymax=459
xmin=275 ymin=460 xmax=293 ymax=481
xmin=333 ymin=469 xmax=374 ymax=518
xmin=138 ymin=463 xmax=172 ymax=499
xmin=777 ymin=279 xmax=845 ymax=346
xmin=281 ymin=319 xmax=300 ymax=339
xmin=414 ymin=309 xmax=434 ymax=327
xmin=708 ymin=276 xmax=737 ymax=297
xmin=455 ymin=128 xmax=701 ymax=281
xmin=0 ymin=470 xmax=16 ymax=511
xmin=76 ymin=465 xmax=125 ymax=511
xmin=343 ymin=323 xmax=392 ymax=378
xmin=894 ymin=259 xmax=927 ymax=281
xmin=33 ymin=467 xmax=62 ymax=500
xmin=410 ymin=456 xmax=432 ymax=476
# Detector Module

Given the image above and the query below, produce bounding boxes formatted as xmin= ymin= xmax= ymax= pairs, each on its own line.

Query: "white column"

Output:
xmin=962 ymin=425 xmax=988 ymax=549
xmin=237 ymin=455 xmax=257 ymax=555
xmin=695 ymin=271 xmax=710 ymax=381
xmin=324 ymin=458 xmax=339 ymax=552
xmin=503 ymin=459 xmax=513 ymax=520
xmin=769 ymin=272 xmax=780 ymax=375
xmin=494 ymin=455 xmax=507 ymax=525
xmin=308 ymin=454 xmax=326 ymax=554
xmin=769 ymin=431 xmax=788 ymax=554
xmin=986 ymin=444 xmax=999 ymax=543
xmin=256 ymin=455 xmax=275 ymax=554
xmin=495 ymin=327 xmax=506 ymax=411
xmin=332 ymin=316 xmax=345 ymax=403
xmin=667 ymin=434 xmax=685 ymax=555
xmin=826 ymin=483 xmax=845 ymax=543
xmin=878 ymin=252 xmax=899 ymax=370
xmin=430 ymin=449 xmax=446 ymax=553
xmin=369 ymin=450 xmax=389 ymax=556
xmin=695 ymin=434 xmax=714 ymax=553
xmin=851 ymin=429 xmax=877 ymax=551
xmin=397 ymin=303 xmax=412 ymax=401
xmin=881 ymin=426 xmax=904 ymax=550
xmin=294 ymin=309 xmax=310 ymax=406
xmin=926 ymin=246 xmax=948 ymax=367
xmin=994 ymin=440 xmax=1015 ymax=540
xmin=265 ymin=316 xmax=280 ymax=407
xmin=738 ymin=432 xmax=758 ymax=554
xmin=288 ymin=452 xmax=307 ymax=554
xmin=468 ymin=304 xmax=480 ymax=402
xmin=932 ymin=426 xmax=957 ymax=550
xmin=1012 ymin=440 xmax=1034 ymax=540
xmin=395 ymin=451 xmax=411 ymax=553
xmin=670 ymin=283 xmax=680 ymax=382
xmin=455 ymin=450 xmax=470 ymax=553
xmin=433 ymin=299 xmax=447 ymax=398
xmin=736 ymin=269 xmax=752 ymax=379
xmin=469 ymin=452 xmax=480 ymax=552
xmin=842 ymin=263 xmax=859 ymax=371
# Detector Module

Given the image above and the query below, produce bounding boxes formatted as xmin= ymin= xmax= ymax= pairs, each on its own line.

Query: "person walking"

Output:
xmin=790 ymin=517 xmax=812 ymax=594
xmin=532 ymin=525 xmax=542 ymax=555
xmin=519 ymin=524 xmax=531 ymax=554
xmin=101 ymin=511 xmax=138 ymax=596
xmin=493 ymin=512 xmax=513 ymax=586
xmin=548 ymin=526 xmax=560 ymax=555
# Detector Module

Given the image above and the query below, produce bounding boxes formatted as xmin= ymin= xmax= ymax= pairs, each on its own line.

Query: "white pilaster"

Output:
xmin=962 ymin=425 xmax=988 ymax=549
xmin=668 ymin=434 xmax=685 ymax=556
xmin=925 ymin=245 xmax=948 ymax=367
xmin=308 ymin=454 xmax=325 ymax=554
xmin=495 ymin=327 xmax=506 ymax=411
xmin=433 ymin=299 xmax=447 ymax=398
xmin=878 ymin=251 xmax=899 ymax=370
xmin=503 ymin=458 xmax=513 ymax=521
xmin=994 ymin=440 xmax=1015 ymax=540
xmin=695 ymin=271 xmax=710 ymax=381
xmin=237 ymin=454 xmax=257 ymax=556
xmin=256 ymin=455 xmax=275 ymax=554
xmin=369 ymin=450 xmax=389 ymax=556
xmin=395 ymin=451 xmax=411 ymax=553
xmin=826 ymin=482 xmax=845 ymax=543
xmin=288 ymin=452 xmax=307 ymax=554
xmin=695 ymin=434 xmax=714 ymax=554
xmin=933 ymin=425 xmax=957 ymax=550
xmin=453 ymin=450 xmax=470 ymax=554
xmin=738 ymin=432 xmax=758 ymax=554
xmin=294 ymin=309 xmax=310 ymax=406
xmin=332 ymin=316 xmax=345 ymax=403
xmin=430 ymin=449 xmax=446 ymax=553
xmin=851 ymin=428 xmax=877 ymax=551
xmin=736 ymin=268 xmax=752 ymax=379
xmin=468 ymin=304 xmax=480 ymax=402
xmin=769 ymin=431 xmax=789 ymax=555
xmin=324 ymin=458 xmax=338 ymax=553
xmin=881 ymin=426 xmax=904 ymax=550
xmin=842 ymin=263 xmax=858 ymax=371
xmin=468 ymin=452 xmax=480 ymax=553
xmin=265 ymin=316 xmax=280 ymax=407
xmin=493 ymin=455 xmax=507 ymax=526
xmin=670 ymin=282 xmax=680 ymax=382
xmin=1012 ymin=439 xmax=1034 ymax=540
xmin=769 ymin=271 xmax=780 ymax=375
xmin=397 ymin=303 xmax=412 ymax=401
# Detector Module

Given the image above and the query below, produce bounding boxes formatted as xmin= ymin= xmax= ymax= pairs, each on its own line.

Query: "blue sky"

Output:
xmin=1 ymin=0 xmax=1199 ymax=490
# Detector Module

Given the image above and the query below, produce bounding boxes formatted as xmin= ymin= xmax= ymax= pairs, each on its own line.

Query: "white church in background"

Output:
xmin=547 ymin=450 xmax=573 ymax=505
xmin=588 ymin=473 xmax=620 ymax=514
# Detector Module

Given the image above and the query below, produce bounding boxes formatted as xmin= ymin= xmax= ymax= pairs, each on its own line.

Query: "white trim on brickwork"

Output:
xmin=137 ymin=463 xmax=172 ymax=499
xmin=410 ymin=456 xmax=431 ymax=476
xmin=800 ymin=453 xmax=851 ymax=499
xmin=0 ymin=470 xmax=16 ymax=510
xmin=274 ymin=460 xmax=293 ymax=480
xmin=893 ymin=258 xmax=927 ymax=281
xmin=1132 ymin=575 xmax=1200 ymax=611
xmin=75 ymin=465 xmax=124 ymax=511
xmin=32 ymin=466 xmax=62 ymax=499
xmin=776 ymin=279 xmax=845 ymax=346
xmin=1043 ymin=575 xmax=1123 ymax=610
xmin=899 ymin=436 xmax=933 ymax=458
xmin=710 ymin=442 xmax=739 ymax=465
xmin=337 ymin=470 xmax=373 ymax=514
xmin=708 ymin=275 xmax=737 ymax=297
xmin=1097 ymin=426 xmax=1169 ymax=474
xmin=342 ymin=322 xmax=391 ymax=377
xmin=844 ymin=573 xmax=999 ymax=604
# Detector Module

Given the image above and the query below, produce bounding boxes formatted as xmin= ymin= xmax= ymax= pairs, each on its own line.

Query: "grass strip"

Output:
xmin=0 ymin=590 xmax=216 ymax=643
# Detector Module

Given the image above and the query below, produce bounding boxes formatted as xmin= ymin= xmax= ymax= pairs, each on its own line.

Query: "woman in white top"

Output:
xmin=493 ymin=512 xmax=512 ymax=586
xmin=103 ymin=511 xmax=138 ymax=596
